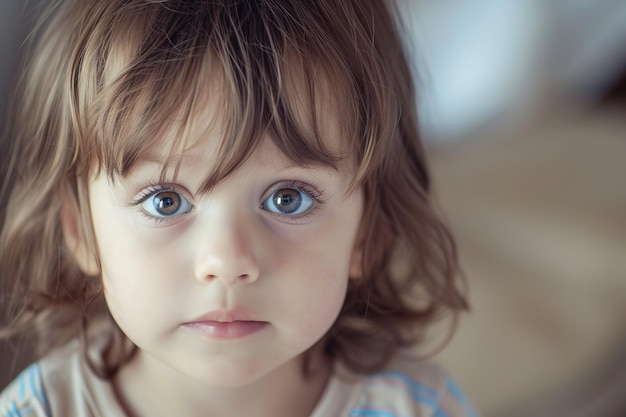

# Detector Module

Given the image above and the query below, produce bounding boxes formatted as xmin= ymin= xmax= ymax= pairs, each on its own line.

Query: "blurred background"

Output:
xmin=396 ymin=1 xmax=626 ymax=416
xmin=2 ymin=1 xmax=626 ymax=416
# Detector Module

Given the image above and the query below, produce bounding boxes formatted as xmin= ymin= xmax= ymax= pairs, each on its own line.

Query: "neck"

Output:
xmin=114 ymin=349 xmax=331 ymax=417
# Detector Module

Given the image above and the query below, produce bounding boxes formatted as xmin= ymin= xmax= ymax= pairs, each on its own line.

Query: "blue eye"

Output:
xmin=141 ymin=190 xmax=192 ymax=218
xmin=262 ymin=187 xmax=314 ymax=216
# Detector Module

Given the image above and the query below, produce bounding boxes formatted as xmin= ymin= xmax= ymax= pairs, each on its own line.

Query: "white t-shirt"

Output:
xmin=0 ymin=340 xmax=477 ymax=417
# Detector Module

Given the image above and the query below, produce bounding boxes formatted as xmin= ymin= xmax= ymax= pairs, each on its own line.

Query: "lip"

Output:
xmin=181 ymin=309 xmax=268 ymax=339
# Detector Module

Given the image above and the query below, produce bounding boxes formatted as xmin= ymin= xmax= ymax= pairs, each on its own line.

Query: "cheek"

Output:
xmin=276 ymin=244 xmax=352 ymax=336
xmin=280 ymin=208 xmax=360 ymax=326
xmin=302 ymin=274 xmax=347 ymax=329
xmin=94 ymin=221 xmax=189 ymax=327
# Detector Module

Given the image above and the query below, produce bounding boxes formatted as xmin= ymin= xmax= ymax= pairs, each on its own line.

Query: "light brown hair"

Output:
xmin=0 ymin=0 xmax=467 ymax=378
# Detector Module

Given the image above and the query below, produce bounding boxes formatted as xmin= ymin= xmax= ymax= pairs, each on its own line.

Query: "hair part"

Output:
xmin=1 ymin=0 xmax=467 ymax=378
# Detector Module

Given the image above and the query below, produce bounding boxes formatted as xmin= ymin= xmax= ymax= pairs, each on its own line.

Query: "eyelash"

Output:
xmin=132 ymin=183 xmax=171 ymax=204
xmin=131 ymin=183 xmax=191 ymax=225
xmin=130 ymin=180 xmax=326 ymax=225
xmin=261 ymin=180 xmax=326 ymax=224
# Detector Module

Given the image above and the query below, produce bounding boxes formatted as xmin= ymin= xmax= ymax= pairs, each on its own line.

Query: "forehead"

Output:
xmin=118 ymin=61 xmax=354 ymax=189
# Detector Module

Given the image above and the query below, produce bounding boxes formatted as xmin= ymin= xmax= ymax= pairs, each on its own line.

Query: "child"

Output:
xmin=0 ymin=0 xmax=476 ymax=416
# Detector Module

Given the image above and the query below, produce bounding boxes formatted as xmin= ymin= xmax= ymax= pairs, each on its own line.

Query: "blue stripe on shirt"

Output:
xmin=370 ymin=371 xmax=441 ymax=409
xmin=434 ymin=407 xmax=450 ymax=417
xmin=10 ymin=402 xmax=23 ymax=417
xmin=446 ymin=376 xmax=478 ymax=417
xmin=28 ymin=367 xmax=38 ymax=403
xmin=32 ymin=365 xmax=49 ymax=414
xmin=7 ymin=364 xmax=50 ymax=417
xmin=18 ymin=373 xmax=25 ymax=402
xmin=356 ymin=371 xmax=477 ymax=417
xmin=350 ymin=409 xmax=403 ymax=417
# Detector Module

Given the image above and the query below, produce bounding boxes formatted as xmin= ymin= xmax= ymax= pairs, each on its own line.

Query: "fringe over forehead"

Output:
xmin=54 ymin=0 xmax=405 ymax=187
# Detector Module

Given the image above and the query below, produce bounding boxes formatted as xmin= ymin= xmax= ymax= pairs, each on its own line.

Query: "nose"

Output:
xmin=193 ymin=211 xmax=261 ymax=286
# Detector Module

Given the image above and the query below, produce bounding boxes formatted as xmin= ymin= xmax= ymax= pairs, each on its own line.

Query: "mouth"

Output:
xmin=181 ymin=320 xmax=268 ymax=339
xmin=181 ymin=309 xmax=268 ymax=339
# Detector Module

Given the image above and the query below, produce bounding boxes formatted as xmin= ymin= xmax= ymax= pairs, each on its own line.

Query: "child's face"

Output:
xmin=85 ymin=110 xmax=363 ymax=387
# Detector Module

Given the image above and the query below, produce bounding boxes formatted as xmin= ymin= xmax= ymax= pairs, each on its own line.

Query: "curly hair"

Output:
xmin=0 ymin=0 xmax=467 ymax=378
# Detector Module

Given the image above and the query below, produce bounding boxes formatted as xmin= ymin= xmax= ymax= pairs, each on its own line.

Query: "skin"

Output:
xmin=68 ymin=98 xmax=364 ymax=416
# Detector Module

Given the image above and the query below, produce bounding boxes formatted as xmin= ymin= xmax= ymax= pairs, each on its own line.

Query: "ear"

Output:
xmin=61 ymin=197 xmax=99 ymax=276
xmin=349 ymin=243 xmax=363 ymax=279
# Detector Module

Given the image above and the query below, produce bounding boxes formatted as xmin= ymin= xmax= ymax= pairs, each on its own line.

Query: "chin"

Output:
xmin=180 ymin=360 xmax=278 ymax=389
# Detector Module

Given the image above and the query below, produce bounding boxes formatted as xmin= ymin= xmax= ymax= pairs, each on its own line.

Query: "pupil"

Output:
xmin=154 ymin=192 xmax=180 ymax=215
xmin=273 ymin=189 xmax=300 ymax=214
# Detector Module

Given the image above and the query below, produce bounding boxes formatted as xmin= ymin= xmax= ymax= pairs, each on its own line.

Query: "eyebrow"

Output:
xmin=126 ymin=152 xmax=341 ymax=182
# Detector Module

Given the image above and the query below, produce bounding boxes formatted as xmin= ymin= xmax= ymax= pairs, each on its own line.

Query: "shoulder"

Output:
xmin=0 ymin=362 xmax=51 ymax=417
xmin=344 ymin=357 xmax=478 ymax=417
xmin=0 ymin=340 xmax=123 ymax=417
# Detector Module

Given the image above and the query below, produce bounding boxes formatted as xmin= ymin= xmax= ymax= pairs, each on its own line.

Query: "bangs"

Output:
xmin=73 ymin=1 xmax=387 ymax=189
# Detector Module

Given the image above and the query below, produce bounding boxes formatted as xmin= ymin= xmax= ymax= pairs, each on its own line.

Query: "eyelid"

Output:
xmin=131 ymin=183 xmax=182 ymax=205
xmin=261 ymin=180 xmax=326 ymax=204
xmin=131 ymin=183 xmax=194 ymax=223
xmin=260 ymin=180 xmax=326 ymax=223
xmin=262 ymin=180 xmax=325 ymax=204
